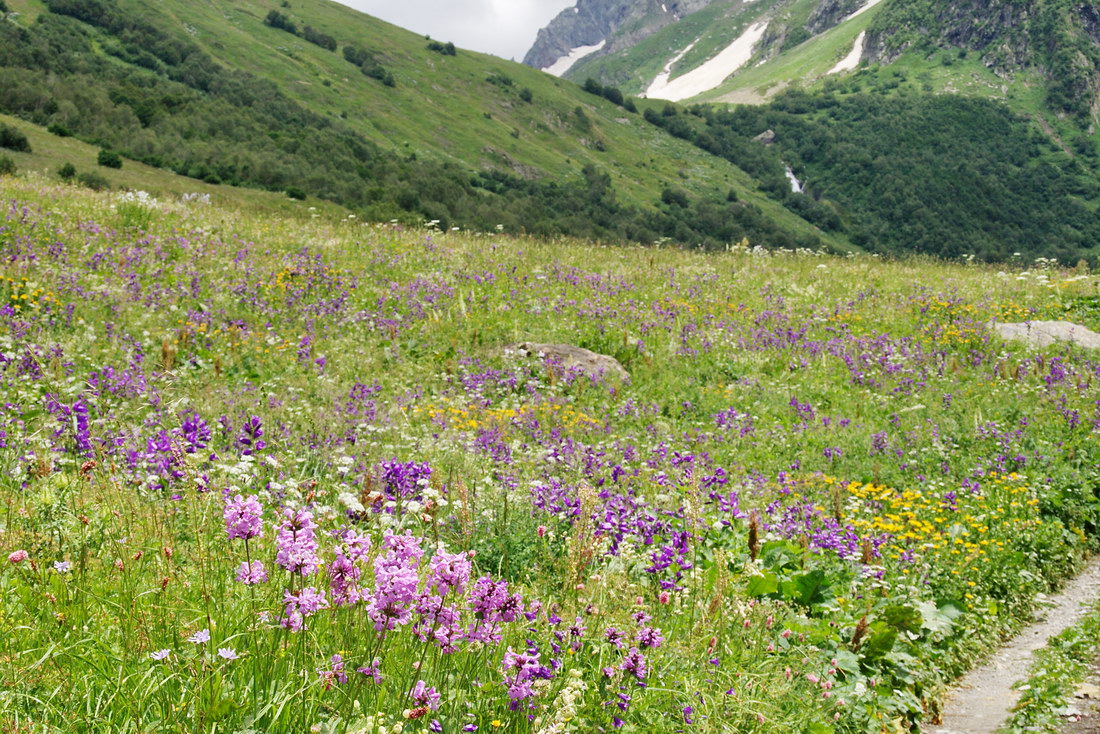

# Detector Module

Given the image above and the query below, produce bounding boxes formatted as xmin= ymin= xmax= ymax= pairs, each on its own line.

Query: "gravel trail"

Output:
xmin=926 ymin=557 xmax=1100 ymax=733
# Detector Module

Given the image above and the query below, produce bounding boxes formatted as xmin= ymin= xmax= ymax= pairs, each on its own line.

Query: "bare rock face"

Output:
xmin=523 ymin=0 xmax=717 ymax=71
xmin=994 ymin=321 xmax=1100 ymax=350
xmin=753 ymin=129 xmax=776 ymax=145
xmin=507 ymin=342 xmax=628 ymax=381
xmin=806 ymin=0 xmax=865 ymax=34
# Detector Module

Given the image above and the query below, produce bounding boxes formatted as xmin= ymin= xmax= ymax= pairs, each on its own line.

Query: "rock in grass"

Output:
xmin=507 ymin=342 xmax=628 ymax=382
xmin=994 ymin=321 xmax=1100 ymax=350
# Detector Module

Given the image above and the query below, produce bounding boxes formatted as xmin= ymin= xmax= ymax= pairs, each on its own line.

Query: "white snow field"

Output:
xmin=645 ymin=21 xmax=768 ymax=101
xmin=543 ymin=40 xmax=606 ymax=77
xmin=828 ymin=30 xmax=866 ymax=73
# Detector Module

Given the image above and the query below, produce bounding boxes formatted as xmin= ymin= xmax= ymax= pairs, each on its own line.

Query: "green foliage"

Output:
xmin=518 ymin=87 xmax=533 ymax=103
xmin=0 ymin=153 xmax=14 ymax=175
xmin=344 ymin=45 xmax=394 ymax=86
xmin=300 ymin=25 xmax=335 ymax=52
xmin=1005 ymin=600 xmax=1100 ymax=733
xmin=660 ymin=186 xmax=689 ymax=208
xmin=76 ymin=170 xmax=109 ymax=189
xmin=57 ymin=162 xmax=76 ymax=180
xmin=97 ymin=149 xmax=122 ymax=168
xmin=0 ymin=122 xmax=30 ymax=152
xmin=285 ymin=186 xmax=306 ymax=200
xmin=264 ymin=9 xmax=297 ymax=35
xmin=426 ymin=40 xmax=456 ymax=56
xmin=47 ymin=122 xmax=71 ymax=136
xmin=650 ymin=90 xmax=1100 ymax=262
xmin=582 ymin=77 xmax=629 ymax=110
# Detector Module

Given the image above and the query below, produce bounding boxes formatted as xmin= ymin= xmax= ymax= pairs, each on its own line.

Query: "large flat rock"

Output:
xmin=507 ymin=342 xmax=628 ymax=382
xmin=994 ymin=321 xmax=1100 ymax=350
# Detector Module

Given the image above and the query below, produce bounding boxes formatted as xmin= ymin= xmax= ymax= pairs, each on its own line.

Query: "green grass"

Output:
xmin=3 ymin=168 xmax=1100 ymax=732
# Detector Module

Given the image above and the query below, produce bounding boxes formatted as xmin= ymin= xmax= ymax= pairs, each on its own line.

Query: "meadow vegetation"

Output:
xmin=2 ymin=175 xmax=1100 ymax=732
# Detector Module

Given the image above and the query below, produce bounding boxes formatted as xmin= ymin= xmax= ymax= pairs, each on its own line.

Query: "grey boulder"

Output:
xmin=993 ymin=321 xmax=1100 ymax=349
xmin=507 ymin=342 xmax=628 ymax=381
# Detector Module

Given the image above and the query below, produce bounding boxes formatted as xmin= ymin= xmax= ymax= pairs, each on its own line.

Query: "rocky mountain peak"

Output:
xmin=523 ymin=0 xmax=717 ymax=73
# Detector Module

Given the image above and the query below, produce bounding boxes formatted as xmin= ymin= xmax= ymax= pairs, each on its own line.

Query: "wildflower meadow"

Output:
xmin=2 ymin=176 xmax=1100 ymax=733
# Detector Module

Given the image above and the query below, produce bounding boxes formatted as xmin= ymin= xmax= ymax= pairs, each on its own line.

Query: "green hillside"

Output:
xmin=0 ymin=111 xmax=349 ymax=217
xmin=0 ymin=0 xmax=847 ymax=251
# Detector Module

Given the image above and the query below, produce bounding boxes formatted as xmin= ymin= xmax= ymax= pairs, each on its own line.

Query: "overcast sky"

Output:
xmin=337 ymin=0 xmax=576 ymax=61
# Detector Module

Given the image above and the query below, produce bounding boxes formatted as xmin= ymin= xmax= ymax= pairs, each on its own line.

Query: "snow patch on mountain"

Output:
xmin=645 ymin=21 xmax=768 ymax=101
xmin=828 ymin=30 xmax=865 ymax=73
xmin=543 ymin=40 xmax=607 ymax=76
xmin=644 ymin=39 xmax=700 ymax=97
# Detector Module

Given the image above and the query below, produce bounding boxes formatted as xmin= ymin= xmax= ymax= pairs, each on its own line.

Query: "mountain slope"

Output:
xmin=0 ymin=0 xmax=848 ymax=250
xmin=865 ymin=0 xmax=1100 ymax=120
xmin=537 ymin=0 xmax=1100 ymax=128
xmin=524 ymin=0 xmax=719 ymax=73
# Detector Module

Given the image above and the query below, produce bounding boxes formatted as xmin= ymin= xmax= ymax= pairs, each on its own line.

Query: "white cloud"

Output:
xmin=337 ymin=0 xmax=575 ymax=60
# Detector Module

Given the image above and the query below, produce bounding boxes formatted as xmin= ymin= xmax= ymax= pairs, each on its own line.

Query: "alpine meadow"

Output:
xmin=4 ymin=0 xmax=1100 ymax=733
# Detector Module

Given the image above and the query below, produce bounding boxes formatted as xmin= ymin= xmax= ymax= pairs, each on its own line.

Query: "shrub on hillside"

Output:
xmin=519 ymin=88 xmax=533 ymax=103
xmin=58 ymin=162 xmax=76 ymax=180
xmin=344 ymin=46 xmax=395 ymax=86
xmin=97 ymin=149 xmax=122 ymax=168
xmin=48 ymin=123 xmax=72 ymax=137
xmin=76 ymin=171 xmax=109 ymax=191
xmin=426 ymin=40 xmax=456 ymax=56
xmin=301 ymin=25 xmax=336 ymax=52
xmin=264 ymin=10 xmax=297 ymax=34
xmin=286 ymin=186 xmax=306 ymax=200
xmin=0 ymin=124 xmax=31 ymax=153
xmin=0 ymin=155 xmax=15 ymax=176
xmin=661 ymin=187 xmax=689 ymax=208
xmin=343 ymin=45 xmax=369 ymax=66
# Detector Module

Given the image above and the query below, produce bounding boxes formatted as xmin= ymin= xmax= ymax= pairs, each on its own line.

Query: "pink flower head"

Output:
xmin=224 ymin=494 xmax=263 ymax=540
xmin=357 ymin=657 xmax=383 ymax=684
xmin=8 ymin=550 xmax=28 ymax=564
xmin=236 ymin=560 xmax=268 ymax=585
xmin=409 ymin=680 xmax=440 ymax=711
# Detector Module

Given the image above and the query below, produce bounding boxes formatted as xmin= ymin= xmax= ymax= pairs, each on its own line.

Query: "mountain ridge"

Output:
xmin=524 ymin=0 xmax=718 ymax=73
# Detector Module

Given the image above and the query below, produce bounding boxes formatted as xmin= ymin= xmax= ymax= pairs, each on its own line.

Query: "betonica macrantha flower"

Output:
xmin=224 ymin=494 xmax=263 ymax=541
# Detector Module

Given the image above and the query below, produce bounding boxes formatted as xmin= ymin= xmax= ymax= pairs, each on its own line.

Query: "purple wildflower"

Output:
xmin=224 ymin=494 xmax=263 ymax=540
xmin=236 ymin=560 xmax=268 ymax=585
xmin=275 ymin=508 xmax=320 ymax=576
xmin=621 ymin=647 xmax=647 ymax=681
xmin=409 ymin=680 xmax=441 ymax=710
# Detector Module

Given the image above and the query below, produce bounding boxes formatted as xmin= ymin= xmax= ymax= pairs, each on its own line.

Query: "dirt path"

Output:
xmin=926 ymin=557 xmax=1100 ymax=734
xmin=1060 ymin=660 xmax=1100 ymax=733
